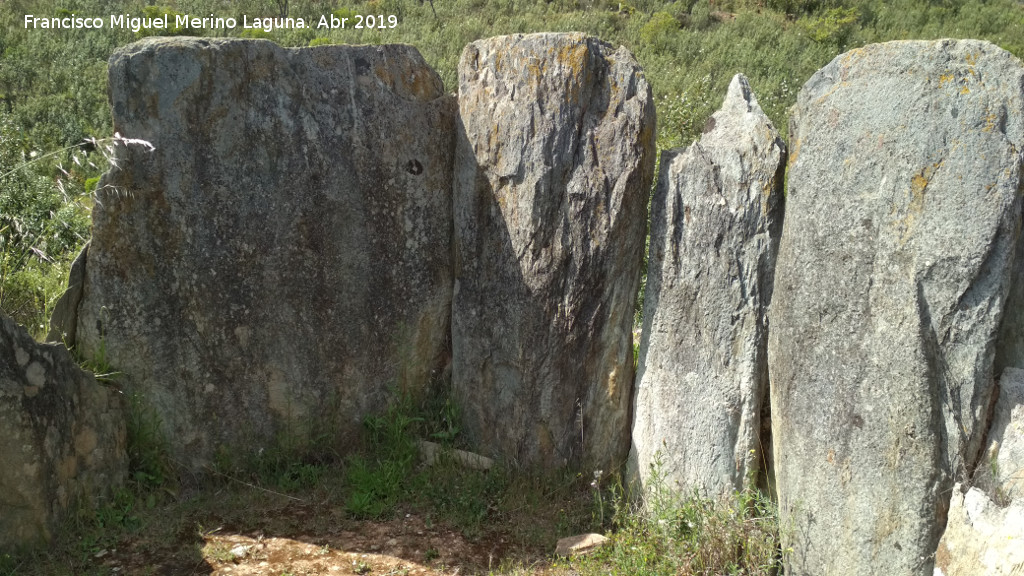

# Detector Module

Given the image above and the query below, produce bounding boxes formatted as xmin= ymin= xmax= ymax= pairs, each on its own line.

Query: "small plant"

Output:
xmin=352 ymin=560 xmax=372 ymax=574
xmin=202 ymin=542 xmax=236 ymax=563
xmin=428 ymin=396 xmax=461 ymax=444
xmin=125 ymin=392 xmax=176 ymax=493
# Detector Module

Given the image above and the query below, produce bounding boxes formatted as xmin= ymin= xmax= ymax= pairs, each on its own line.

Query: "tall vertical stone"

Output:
xmin=452 ymin=33 xmax=655 ymax=469
xmin=770 ymin=40 xmax=1024 ymax=575
xmin=629 ymin=74 xmax=784 ymax=497
xmin=1 ymin=313 xmax=126 ymax=548
xmin=65 ymin=38 xmax=456 ymax=470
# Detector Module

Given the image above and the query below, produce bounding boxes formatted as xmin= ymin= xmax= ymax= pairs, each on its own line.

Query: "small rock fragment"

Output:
xmin=555 ymin=533 xmax=609 ymax=557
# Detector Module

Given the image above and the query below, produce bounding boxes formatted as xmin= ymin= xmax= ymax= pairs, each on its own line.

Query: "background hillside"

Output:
xmin=2 ymin=0 xmax=1023 ymax=334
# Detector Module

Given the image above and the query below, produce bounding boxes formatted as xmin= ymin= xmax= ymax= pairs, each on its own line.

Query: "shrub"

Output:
xmin=641 ymin=11 xmax=680 ymax=47
xmin=798 ymin=6 xmax=860 ymax=45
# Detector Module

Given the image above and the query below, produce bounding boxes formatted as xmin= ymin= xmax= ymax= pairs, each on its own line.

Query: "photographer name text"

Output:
xmin=23 ymin=13 xmax=397 ymax=33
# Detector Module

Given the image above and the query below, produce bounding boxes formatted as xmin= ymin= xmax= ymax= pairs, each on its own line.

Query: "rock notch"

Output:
xmin=769 ymin=40 xmax=1024 ymax=575
xmin=629 ymin=74 xmax=784 ymax=497
xmin=452 ymin=33 xmax=655 ymax=468
xmin=978 ymin=367 xmax=1024 ymax=501
xmin=1 ymin=313 xmax=126 ymax=549
xmin=61 ymin=38 xmax=456 ymax=470
xmin=934 ymin=483 xmax=1024 ymax=576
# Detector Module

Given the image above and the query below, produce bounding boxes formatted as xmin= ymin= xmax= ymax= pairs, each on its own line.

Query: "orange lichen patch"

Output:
xmin=373 ymin=62 xmax=394 ymax=90
xmin=840 ymin=47 xmax=865 ymax=69
xmin=898 ymin=160 xmax=943 ymax=244
xmin=982 ymin=112 xmax=998 ymax=133
xmin=536 ymin=422 xmax=554 ymax=458
xmin=493 ymin=49 xmax=506 ymax=74
xmin=403 ymin=70 xmax=441 ymax=101
xmin=788 ymin=138 xmax=801 ymax=166
xmin=554 ymin=42 xmax=588 ymax=79
xmin=909 ymin=160 xmax=943 ymax=211
xmin=966 ymin=51 xmax=980 ymax=66
xmin=939 ymin=73 xmax=955 ymax=86
xmin=910 ymin=174 xmax=929 ymax=209
xmin=604 ymin=363 xmax=620 ymax=401
xmin=960 ymin=85 xmax=971 ymax=95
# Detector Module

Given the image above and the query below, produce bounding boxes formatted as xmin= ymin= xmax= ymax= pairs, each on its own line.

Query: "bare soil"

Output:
xmin=69 ymin=480 xmax=583 ymax=576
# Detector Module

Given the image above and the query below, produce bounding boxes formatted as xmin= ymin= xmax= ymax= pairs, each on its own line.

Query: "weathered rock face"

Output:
xmin=66 ymin=38 xmax=455 ymax=470
xmin=452 ymin=33 xmax=655 ymax=468
xmin=978 ymin=367 xmax=1024 ymax=501
xmin=628 ymin=74 xmax=784 ymax=497
xmin=939 ymin=368 xmax=1024 ymax=576
xmin=934 ymin=484 xmax=1024 ymax=576
xmin=1 ymin=313 xmax=126 ymax=549
xmin=769 ymin=40 xmax=1024 ymax=575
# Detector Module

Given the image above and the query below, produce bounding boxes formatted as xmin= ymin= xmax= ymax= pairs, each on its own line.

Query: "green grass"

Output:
xmin=567 ymin=456 xmax=781 ymax=575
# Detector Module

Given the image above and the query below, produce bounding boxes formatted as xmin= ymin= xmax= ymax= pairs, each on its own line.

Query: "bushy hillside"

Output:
xmin=2 ymin=0 xmax=1022 ymax=333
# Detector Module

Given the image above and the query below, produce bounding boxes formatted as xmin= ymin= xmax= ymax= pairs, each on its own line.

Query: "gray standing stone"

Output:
xmin=452 ymin=33 xmax=655 ymax=469
xmin=1 ymin=313 xmax=126 ymax=549
xmin=67 ymin=38 xmax=455 ymax=471
xmin=769 ymin=40 xmax=1024 ymax=575
xmin=628 ymin=74 xmax=784 ymax=498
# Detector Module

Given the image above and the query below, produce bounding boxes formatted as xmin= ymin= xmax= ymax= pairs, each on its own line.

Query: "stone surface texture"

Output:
xmin=628 ymin=74 xmax=784 ymax=498
xmin=978 ymin=367 xmax=1024 ymax=501
xmin=768 ymin=40 xmax=1024 ymax=576
xmin=1 ymin=313 xmax=126 ymax=548
xmin=934 ymin=483 xmax=1024 ymax=576
xmin=68 ymin=38 xmax=456 ymax=470
xmin=452 ymin=33 xmax=655 ymax=469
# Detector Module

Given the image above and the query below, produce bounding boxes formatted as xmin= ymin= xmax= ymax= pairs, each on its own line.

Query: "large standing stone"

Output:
xmin=628 ymin=74 xmax=784 ymax=497
xmin=769 ymin=40 xmax=1024 ymax=575
xmin=65 ymin=38 xmax=455 ymax=470
xmin=452 ymin=33 xmax=655 ymax=468
xmin=1 ymin=313 xmax=126 ymax=549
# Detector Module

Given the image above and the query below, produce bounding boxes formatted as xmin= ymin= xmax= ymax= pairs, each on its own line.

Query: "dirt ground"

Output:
xmin=83 ymin=494 xmax=570 ymax=576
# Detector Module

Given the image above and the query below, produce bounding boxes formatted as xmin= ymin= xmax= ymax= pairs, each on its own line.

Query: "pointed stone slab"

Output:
xmin=628 ymin=74 xmax=784 ymax=498
xmin=769 ymin=40 xmax=1024 ymax=575
xmin=452 ymin=33 xmax=655 ymax=469
xmin=69 ymin=38 xmax=456 ymax=471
